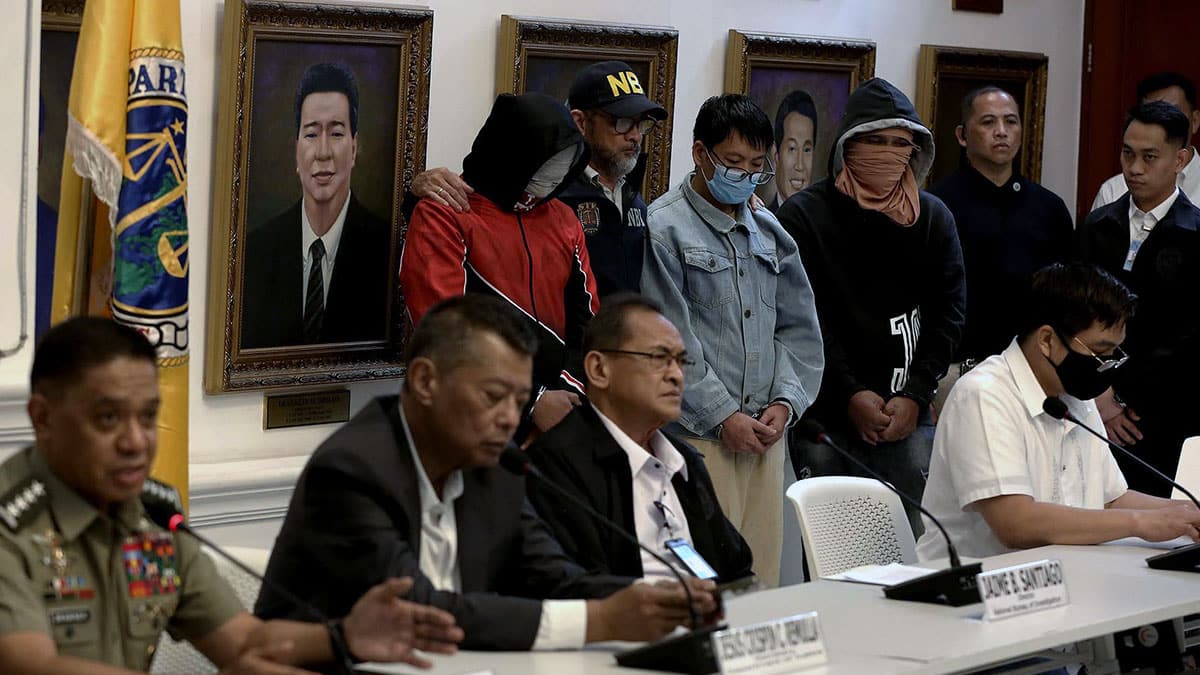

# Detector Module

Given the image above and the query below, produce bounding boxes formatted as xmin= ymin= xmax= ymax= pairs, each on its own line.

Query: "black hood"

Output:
xmin=462 ymin=92 xmax=590 ymax=212
xmin=827 ymin=77 xmax=935 ymax=184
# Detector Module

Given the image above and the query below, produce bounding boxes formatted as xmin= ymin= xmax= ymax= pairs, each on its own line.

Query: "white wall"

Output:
xmin=0 ymin=0 xmax=1085 ymax=533
xmin=187 ymin=0 xmax=1085 ymax=469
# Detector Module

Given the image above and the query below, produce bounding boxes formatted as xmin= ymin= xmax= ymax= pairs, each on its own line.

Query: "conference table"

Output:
xmin=360 ymin=540 xmax=1200 ymax=674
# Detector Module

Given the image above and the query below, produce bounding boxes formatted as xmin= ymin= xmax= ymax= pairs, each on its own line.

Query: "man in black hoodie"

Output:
xmin=776 ymin=78 xmax=966 ymax=534
xmin=400 ymin=93 xmax=600 ymax=439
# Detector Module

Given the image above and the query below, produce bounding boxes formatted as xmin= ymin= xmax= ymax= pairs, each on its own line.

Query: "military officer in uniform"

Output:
xmin=0 ymin=317 xmax=464 ymax=674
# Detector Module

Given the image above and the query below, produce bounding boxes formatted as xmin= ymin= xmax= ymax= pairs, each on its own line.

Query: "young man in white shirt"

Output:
xmin=1092 ymin=72 xmax=1200 ymax=210
xmin=917 ymin=263 xmax=1200 ymax=561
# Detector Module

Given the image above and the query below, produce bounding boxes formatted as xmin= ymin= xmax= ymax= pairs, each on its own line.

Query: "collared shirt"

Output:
xmin=641 ymin=174 xmax=824 ymax=437
xmin=1124 ymin=187 xmax=1181 ymax=270
xmin=1092 ymin=146 xmax=1200 ymax=211
xmin=299 ymin=190 xmax=352 ymax=310
xmin=584 ymin=165 xmax=625 ymax=215
xmin=916 ymin=340 xmax=1128 ymax=561
xmin=0 ymin=448 xmax=242 ymax=670
xmin=592 ymin=407 xmax=693 ymax=580
xmin=395 ymin=406 xmax=586 ymax=649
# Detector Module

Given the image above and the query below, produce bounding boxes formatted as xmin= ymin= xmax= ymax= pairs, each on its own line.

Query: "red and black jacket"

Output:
xmin=400 ymin=93 xmax=600 ymax=399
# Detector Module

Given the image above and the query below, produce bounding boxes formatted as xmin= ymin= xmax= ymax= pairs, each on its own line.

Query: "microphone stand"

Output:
xmin=800 ymin=421 xmax=983 ymax=606
xmin=1043 ymin=397 xmax=1200 ymax=573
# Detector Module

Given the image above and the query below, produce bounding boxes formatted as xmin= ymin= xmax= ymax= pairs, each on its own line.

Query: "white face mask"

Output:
xmin=523 ymin=143 xmax=581 ymax=198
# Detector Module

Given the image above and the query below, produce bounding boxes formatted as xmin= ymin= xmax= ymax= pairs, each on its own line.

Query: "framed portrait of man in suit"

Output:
xmin=205 ymin=0 xmax=432 ymax=393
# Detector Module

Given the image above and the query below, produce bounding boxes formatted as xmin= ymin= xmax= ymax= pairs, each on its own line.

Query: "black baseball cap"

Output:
xmin=568 ymin=60 xmax=667 ymax=121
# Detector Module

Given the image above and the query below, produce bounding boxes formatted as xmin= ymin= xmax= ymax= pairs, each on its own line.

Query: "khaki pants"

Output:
xmin=689 ymin=436 xmax=785 ymax=587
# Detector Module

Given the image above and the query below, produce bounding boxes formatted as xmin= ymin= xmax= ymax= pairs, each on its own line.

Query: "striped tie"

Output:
xmin=303 ymin=239 xmax=326 ymax=343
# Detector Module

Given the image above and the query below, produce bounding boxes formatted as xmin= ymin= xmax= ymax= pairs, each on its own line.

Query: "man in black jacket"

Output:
xmin=526 ymin=294 xmax=753 ymax=583
xmin=409 ymin=61 xmax=666 ymax=297
xmin=1077 ymin=101 xmax=1200 ymax=495
xmin=930 ymin=86 xmax=1073 ymax=375
xmin=256 ymin=294 xmax=715 ymax=650
xmin=776 ymin=78 xmax=966 ymax=534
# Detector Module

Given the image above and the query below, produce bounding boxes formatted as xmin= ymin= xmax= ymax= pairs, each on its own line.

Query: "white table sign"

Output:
xmin=710 ymin=612 xmax=826 ymax=675
xmin=977 ymin=558 xmax=1069 ymax=621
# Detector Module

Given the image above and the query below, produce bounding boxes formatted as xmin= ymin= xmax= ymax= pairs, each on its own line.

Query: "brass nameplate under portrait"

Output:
xmin=264 ymin=389 xmax=350 ymax=430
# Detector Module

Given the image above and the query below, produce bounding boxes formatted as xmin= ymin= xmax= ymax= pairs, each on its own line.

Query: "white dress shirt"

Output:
xmin=916 ymin=340 xmax=1128 ymax=561
xmin=592 ymin=407 xmax=694 ymax=580
xmin=396 ymin=405 xmax=587 ymax=649
xmin=1124 ymin=187 xmax=1180 ymax=270
xmin=584 ymin=165 xmax=625 ymax=214
xmin=299 ymin=191 xmax=352 ymax=310
xmin=1091 ymin=146 xmax=1200 ymax=211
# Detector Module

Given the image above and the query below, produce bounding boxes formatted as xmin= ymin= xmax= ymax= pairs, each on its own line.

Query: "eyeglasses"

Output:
xmin=1071 ymin=336 xmax=1129 ymax=373
xmin=652 ymin=499 xmax=683 ymax=540
xmin=852 ymin=133 xmax=922 ymax=153
xmin=705 ymin=148 xmax=775 ymax=185
xmin=593 ymin=110 xmax=657 ymax=135
xmin=597 ymin=349 xmax=695 ymax=371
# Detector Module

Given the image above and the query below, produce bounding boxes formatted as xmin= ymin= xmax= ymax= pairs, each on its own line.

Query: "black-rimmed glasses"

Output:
xmin=652 ymin=499 xmax=683 ymax=541
xmin=705 ymin=148 xmax=775 ymax=185
xmin=596 ymin=349 xmax=694 ymax=371
xmin=593 ymin=110 xmax=657 ymax=135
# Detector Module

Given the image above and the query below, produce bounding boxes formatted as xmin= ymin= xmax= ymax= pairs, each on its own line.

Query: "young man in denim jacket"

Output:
xmin=640 ymin=94 xmax=824 ymax=587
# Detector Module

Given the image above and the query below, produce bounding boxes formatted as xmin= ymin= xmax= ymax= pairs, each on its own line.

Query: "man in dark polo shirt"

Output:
xmin=930 ymin=85 xmax=1073 ymax=408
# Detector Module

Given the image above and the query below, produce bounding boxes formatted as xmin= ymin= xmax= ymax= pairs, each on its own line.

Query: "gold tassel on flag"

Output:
xmin=54 ymin=0 xmax=190 ymax=506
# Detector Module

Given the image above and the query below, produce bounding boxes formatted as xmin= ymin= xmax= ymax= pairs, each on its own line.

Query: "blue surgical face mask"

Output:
xmin=700 ymin=149 xmax=769 ymax=205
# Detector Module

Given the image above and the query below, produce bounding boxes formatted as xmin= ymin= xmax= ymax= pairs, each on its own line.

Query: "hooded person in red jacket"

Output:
xmin=400 ymin=93 xmax=600 ymax=439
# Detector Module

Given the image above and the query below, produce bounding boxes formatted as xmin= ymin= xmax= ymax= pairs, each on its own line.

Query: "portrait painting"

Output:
xmin=497 ymin=15 xmax=678 ymax=201
xmin=725 ymin=30 xmax=876 ymax=210
xmin=917 ymin=45 xmax=1048 ymax=186
xmin=204 ymin=0 xmax=432 ymax=394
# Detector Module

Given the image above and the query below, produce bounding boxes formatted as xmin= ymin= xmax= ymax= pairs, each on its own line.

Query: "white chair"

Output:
xmin=785 ymin=476 xmax=916 ymax=579
xmin=149 ymin=546 xmax=270 ymax=674
xmin=1172 ymin=436 xmax=1200 ymax=500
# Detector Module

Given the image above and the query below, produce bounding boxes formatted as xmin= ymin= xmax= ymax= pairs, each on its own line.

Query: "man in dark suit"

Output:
xmin=527 ymin=294 xmax=753 ymax=583
xmin=1078 ymin=100 xmax=1200 ymax=495
xmin=241 ymin=62 xmax=391 ymax=349
xmin=256 ymin=294 xmax=716 ymax=650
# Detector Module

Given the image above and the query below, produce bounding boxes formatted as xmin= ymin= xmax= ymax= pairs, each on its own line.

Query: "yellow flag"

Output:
xmin=53 ymin=0 xmax=190 ymax=505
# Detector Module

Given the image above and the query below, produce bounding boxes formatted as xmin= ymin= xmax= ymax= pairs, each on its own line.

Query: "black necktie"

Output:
xmin=303 ymin=239 xmax=326 ymax=343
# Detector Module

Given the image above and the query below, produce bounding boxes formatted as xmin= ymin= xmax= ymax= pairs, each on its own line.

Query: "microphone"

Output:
xmin=1042 ymin=396 xmax=1200 ymax=572
xmin=142 ymin=502 xmax=357 ymax=671
xmin=797 ymin=420 xmax=983 ymax=606
xmin=501 ymin=446 xmax=725 ymax=675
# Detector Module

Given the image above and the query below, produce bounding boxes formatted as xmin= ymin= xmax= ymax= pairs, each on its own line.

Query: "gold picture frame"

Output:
xmin=497 ymin=15 xmax=679 ymax=202
xmin=917 ymin=44 xmax=1048 ymax=186
xmin=204 ymin=0 xmax=432 ymax=394
xmin=724 ymin=30 xmax=876 ymax=207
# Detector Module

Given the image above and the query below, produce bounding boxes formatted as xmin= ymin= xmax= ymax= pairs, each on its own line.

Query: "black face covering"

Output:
xmin=1049 ymin=337 xmax=1116 ymax=401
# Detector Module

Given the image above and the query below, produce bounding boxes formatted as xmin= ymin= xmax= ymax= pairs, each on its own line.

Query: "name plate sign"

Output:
xmin=263 ymin=389 xmax=350 ymax=430
xmin=977 ymin=558 xmax=1069 ymax=621
xmin=711 ymin=612 xmax=826 ymax=674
